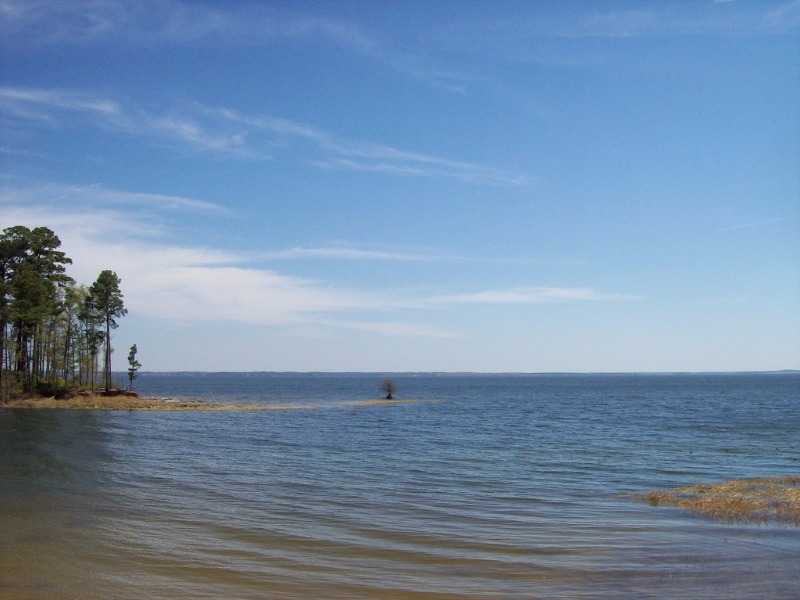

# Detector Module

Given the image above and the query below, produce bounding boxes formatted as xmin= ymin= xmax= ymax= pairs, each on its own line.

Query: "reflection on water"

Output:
xmin=1 ymin=374 xmax=798 ymax=599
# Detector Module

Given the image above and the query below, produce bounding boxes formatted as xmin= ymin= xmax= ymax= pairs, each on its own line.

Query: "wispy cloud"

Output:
xmin=0 ymin=181 xmax=224 ymax=216
xmin=425 ymin=287 xmax=641 ymax=305
xmin=260 ymin=244 xmax=586 ymax=266
xmin=717 ymin=214 xmax=800 ymax=232
xmin=7 ymin=0 xmax=796 ymax=47
xmin=0 ymin=87 xmax=123 ymax=124
xmin=322 ymin=319 xmax=462 ymax=338
xmin=760 ymin=0 xmax=800 ymax=33
xmin=0 ymin=0 xmax=391 ymax=49
xmin=262 ymin=246 xmax=442 ymax=262
xmin=145 ymin=115 xmax=252 ymax=156
xmin=0 ymin=0 xmax=269 ymax=45
xmin=1 ymin=188 xmax=637 ymax=336
xmin=517 ymin=1 xmax=800 ymax=38
xmin=431 ymin=0 xmax=800 ymax=65
xmin=133 ymin=264 xmax=378 ymax=326
xmin=89 ymin=187 xmax=226 ymax=213
xmin=0 ymin=191 xmax=389 ymax=327
xmin=0 ymin=183 xmax=228 ymax=248
xmin=0 ymin=145 xmax=46 ymax=158
xmin=211 ymin=106 xmax=534 ymax=186
xmin=0 ymin=0 xmax=467 ymax=91
xmin=1 ymin=86 xmax=533 ymax=186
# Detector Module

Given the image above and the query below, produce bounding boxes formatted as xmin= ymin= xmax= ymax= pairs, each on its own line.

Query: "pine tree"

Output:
xmin=0 ymin=226 xmax=72 ymax=396
xmin=89 ymin=270 xmax=127 ymax=392
xmin=127 ymin=344 xmax=141 ymax=391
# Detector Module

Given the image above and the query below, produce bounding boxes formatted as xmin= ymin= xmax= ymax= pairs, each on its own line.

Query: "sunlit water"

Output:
xmin=2 ymin=373 xmax=798 ymax=599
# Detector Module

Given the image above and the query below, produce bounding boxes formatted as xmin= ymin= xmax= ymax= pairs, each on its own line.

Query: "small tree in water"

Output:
xmin=127 ymin=344 xmax=141 ymax=391
xmin=380 ymin=378 xmax=396 ymax=400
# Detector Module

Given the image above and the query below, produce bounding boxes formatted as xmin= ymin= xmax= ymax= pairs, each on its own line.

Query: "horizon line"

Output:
xmin=127 ymin=369 xmax=799 ymax=376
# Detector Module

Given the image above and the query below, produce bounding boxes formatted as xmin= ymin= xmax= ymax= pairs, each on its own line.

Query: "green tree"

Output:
xmin=127 ymin=344 xmax=141 ymax=391
xmin=78 ymin=290 xmax=102 ymax=389
xmin=10 ymin=264 xmax=49 ymax=391
xmin=89 ymin=270 xmax=127 ymax=392
xmin=0 ymin=226 xmax=72 ymax=396
xmin=60 ymin=283 xmax=85 ymax=385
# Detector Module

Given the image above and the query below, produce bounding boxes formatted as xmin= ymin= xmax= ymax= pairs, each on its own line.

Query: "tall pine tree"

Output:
xmin=89 ymin=270 xmax=127 ymax=392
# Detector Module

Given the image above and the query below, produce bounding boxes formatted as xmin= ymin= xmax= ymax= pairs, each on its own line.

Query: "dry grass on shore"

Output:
xmin=0 ymin=394 xmax=268 ymax=411
xmin=626 ymin=477 xmax=800 ymax=526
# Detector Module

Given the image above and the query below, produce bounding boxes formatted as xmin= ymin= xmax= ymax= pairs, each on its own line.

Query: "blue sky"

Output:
xmin=1 ymin=0 xmax=798 ymax=372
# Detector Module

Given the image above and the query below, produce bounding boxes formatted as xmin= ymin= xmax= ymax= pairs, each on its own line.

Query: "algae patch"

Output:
xmin=626 ymin=476 xmax=800 ymax=526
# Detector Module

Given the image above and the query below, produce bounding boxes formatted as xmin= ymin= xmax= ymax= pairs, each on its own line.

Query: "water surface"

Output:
xmin=2 ymin=373 xmax=798 ymax=598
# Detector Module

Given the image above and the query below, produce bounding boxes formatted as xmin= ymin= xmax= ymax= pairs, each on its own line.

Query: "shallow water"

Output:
xmin=1 ymin=373 xmax=798 ymax=598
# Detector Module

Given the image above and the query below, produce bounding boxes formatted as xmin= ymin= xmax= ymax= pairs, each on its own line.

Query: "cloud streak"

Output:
xmin=425 ymin=287 xmax=641 ymax=305
xmin=261 ymin=246 xmax=442 ymax=262
xmin=1 ymin=86 xmax=533 ymax=186
xmin=718 ymin=214 xmax=800 ymax=232
xmin=0 ymin=181 xmax=225 ymax=213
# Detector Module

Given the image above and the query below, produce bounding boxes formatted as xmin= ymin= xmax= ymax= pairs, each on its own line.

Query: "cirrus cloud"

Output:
xmin=1 ymin=86 xmax=533 ymax=186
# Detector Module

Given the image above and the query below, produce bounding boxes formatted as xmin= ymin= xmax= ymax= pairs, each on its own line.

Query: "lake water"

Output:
xmin=1 ymin=372 xmax=798 ymax=599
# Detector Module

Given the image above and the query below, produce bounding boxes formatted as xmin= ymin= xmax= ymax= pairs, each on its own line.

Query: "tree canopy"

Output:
xmin=0 ymin=225 xmax=129 ymax=399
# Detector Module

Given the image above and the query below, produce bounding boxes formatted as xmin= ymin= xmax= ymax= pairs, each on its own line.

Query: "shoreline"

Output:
xmin=0 ymin=394 xmax=433 ymax=411
xmin=0 ymin=394 xmax=275 ymax=411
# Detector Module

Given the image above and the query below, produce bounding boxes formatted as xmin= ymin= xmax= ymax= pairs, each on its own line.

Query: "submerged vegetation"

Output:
xmin=627 ymin=477 xmax=800 ymax=526
xmin=0 ymin=225 xmax=128 ymax=400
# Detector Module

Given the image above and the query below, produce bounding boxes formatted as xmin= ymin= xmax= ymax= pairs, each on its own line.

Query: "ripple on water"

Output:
xmin=1 ymin=373 xmax=799 ymax=598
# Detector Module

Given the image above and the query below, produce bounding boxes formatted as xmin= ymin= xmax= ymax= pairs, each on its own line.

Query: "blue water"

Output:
xmin=1 ymin=373 xmax=798 ymax=598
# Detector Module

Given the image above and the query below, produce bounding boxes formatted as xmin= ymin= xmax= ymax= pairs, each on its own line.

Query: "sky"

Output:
xmin=1 ymin=0 xmax=798 ymax=373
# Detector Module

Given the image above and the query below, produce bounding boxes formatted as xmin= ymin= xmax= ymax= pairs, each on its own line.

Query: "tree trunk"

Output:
xmin=63 ymin=320 xmax=71 ymax=384
xmin=104 ymin=316 xmax=111 ymax=392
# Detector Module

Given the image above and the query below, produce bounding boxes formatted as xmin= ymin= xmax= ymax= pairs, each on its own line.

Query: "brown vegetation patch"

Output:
xmin=0 ymin=394 xmax=265 ymax=411
xmin=0 ymin=395 xmax=435 ymax=412
xmin=626 ymin=477 xmax=800 ymax=525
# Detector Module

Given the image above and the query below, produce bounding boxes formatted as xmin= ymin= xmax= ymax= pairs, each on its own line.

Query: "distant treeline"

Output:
xmin=0 ymin=226 xmax=127 ymax=399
